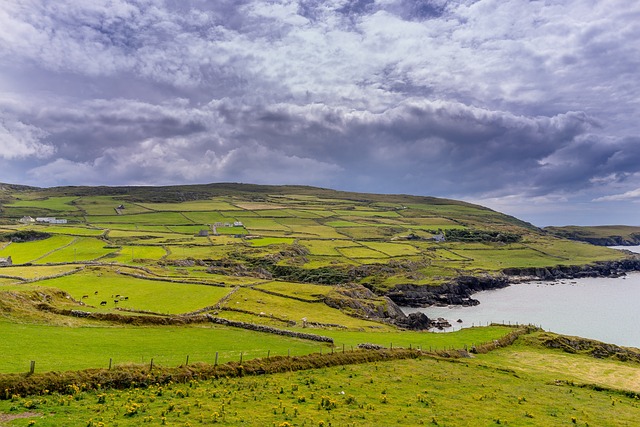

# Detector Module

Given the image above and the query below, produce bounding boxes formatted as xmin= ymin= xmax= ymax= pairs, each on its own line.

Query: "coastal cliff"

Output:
xmin=386 ymin=258 xmax=640 ymax=308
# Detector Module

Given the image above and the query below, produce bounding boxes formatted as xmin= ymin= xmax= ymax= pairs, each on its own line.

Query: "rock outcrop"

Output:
xmin=386 ymin=258 xmax=640 ymax=308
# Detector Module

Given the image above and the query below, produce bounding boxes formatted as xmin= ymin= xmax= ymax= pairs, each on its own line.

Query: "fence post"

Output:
xmin=185 ymin=355 xmax=189 ymax=366
xmin=267 ymin=350 xmax=270 ymax=359
xmin=149 ymin=358 xmax=154 ymax=371
xmin=239 ymin=352 xmax=243 ymax=364
xmin=342 ymin=344 xmax=345 ymax=353
xmin=29 ymin=360 xmax=35 ymax=374
xmin=109 ymin=358 xmax=112 ymax=370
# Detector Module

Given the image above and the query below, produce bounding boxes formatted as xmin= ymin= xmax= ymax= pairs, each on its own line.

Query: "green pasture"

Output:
xmin=452 ymin=246 xmax=562 ymax=270
xmin=338 ymin=245 xmax=389 ymax=259
xmin=248 ymin=237 xmax=295 ymax=247
xmin=163 ymin=245 xmax=240 ymax=260
xmin=335 ymin=209 xmax=402 ymax=218
xmin=278 ymin=209 xmax=326 ymax=218
xmin=302 ymin=256 xmax=358 ymax=268
xmin=253 ymin=209 xmax=299 ymax=218
xmin=324 ymin=325 xmax=513 ymax=350
xmin=214 ymin=226 xmax=246 ymax=235
xmin=0 ymin=235 xmax=76 ymax=264
xmin=298 ymin=239 xmax=356 ymax=256
xmin=361 ymin=241 xmax=421 ymax=257
xmin=479 ymin=332 xmax=640 ymax=394
xmin=137 ymin=200 xmax=239 ymax=211
xmin=86 ymin=212 xmax=194 ymax=225
xmin=296 ymin=208 xmax=337 ymax=217
xmin=253 ymin=281 xmax=332 ymax=301
xmin=0 ymin=320 xmax=322 ymax=373
xmin=282 ymin=224 xmax=346 ymax=238
xmin=528 ymin=238 xmax=626 ymax=264
xmin=233 ymin=202 xmax=286 ymax=210
xmin=223 ymin=209 xmax=258 ymax=217
xmin=36 ymin=237 xmax=116 ymax=264
xmin=30 ymin=225 xmax=106 ymax=236
xmin=336 ymin=226 xmax=401 ymax=239
xmin=73 ymin=196 xmax=151 ymax=215
xmin=3 ymin=340 xmax=640 ymax=426
xmin=180 ymin=211 xmax=228 ymax=224
xmin=27 ymin=270 xmax=232 ymax=314
xmin=325 ymin=220 xmax=366 ymax=227
xmin=240 ymin=217 xmax=291 ymax=231
xmin=5 ymin=196 xmax=79 ymax=212
xmin=108 ymin=245 xmax=168 ymax=263
xmin=166 ymin=225 xmax=210 ymax=235
xmin=0 ymin=265 xmax=81 ymax=280
xmin=404 ymin=216 xmax=462 ymax=226
xmin=222 ymin=288 xmax=384 ymax=330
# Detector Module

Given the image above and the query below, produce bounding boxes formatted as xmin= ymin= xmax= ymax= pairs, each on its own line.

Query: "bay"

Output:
xmin=403 ymin=246 xmax=640 ymax=349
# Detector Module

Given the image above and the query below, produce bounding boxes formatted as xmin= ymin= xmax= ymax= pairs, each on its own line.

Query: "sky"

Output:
xmin=1 ymin=0 xmax=640 ymax=227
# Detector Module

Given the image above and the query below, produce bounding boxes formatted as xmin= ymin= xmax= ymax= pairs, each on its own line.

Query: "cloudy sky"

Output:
xmin=1 ymin=0 xmax=639 ymax=226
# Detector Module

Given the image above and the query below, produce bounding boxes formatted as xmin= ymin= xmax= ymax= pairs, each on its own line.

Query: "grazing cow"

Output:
xmin=115 ymin=294 xmax=120 ymax=298
xmin=114 ymin=300 xmax=119 ymax=304
xmin=94 ymin=291 xmax=98 ymax=295
xmin=122 ymin=296 xmax=128 ymax=300
xmin=82 ymin=295 xmax=89 ymax=299
xmin=100 ymin=301 xmax=107 ymax=306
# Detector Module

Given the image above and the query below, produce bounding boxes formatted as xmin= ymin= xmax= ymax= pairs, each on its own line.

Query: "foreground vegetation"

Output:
xmin=0 ymin=183 xmax=638 ymax=425
xmin=1 ymin=330 xmax=639 ymax=426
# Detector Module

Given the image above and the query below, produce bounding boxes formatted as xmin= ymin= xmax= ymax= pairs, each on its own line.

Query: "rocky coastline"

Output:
xmin=385 ymin=257 xmax=640 ymax=308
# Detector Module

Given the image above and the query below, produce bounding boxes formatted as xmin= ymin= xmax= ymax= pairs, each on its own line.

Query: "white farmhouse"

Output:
xmin=19 ymin=216 xmax=35 ymax=224
xmin=35 ymin=217 xmax=68 ymax=224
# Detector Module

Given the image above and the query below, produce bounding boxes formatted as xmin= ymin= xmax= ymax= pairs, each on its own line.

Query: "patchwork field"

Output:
xmin=0 ymin=183 xmax=637 ymax=426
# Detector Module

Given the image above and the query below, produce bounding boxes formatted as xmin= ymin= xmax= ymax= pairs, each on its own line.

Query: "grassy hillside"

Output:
xmin=545 ymin=225 xmax=640 ymax=246
xmin=0 ymin=183 xmax=639 ymax=425
xmin=0 ymin=183 xmax=627 ymax=291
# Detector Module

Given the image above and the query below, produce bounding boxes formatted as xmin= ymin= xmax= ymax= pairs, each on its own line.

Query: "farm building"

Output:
xmin=233 ymin=221 xmax=244 ymax=227
xmin=19 ymin=216 xmax=35 ymax=224
xmin=0 ymin=256 xmax=12 ymax=267
xmin=35 ymin=217 xmax=68 ymax=224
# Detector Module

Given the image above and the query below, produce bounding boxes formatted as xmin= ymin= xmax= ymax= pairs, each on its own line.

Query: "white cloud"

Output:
xmin=0 ymin=118 xmax=54 ymax=159
xmin=594 ymin=188 xmax=640 ymax=202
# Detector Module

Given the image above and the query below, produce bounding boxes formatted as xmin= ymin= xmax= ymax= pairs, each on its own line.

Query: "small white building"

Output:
xmin=0 ymin=256 xmax=12 ymax=267
xmin=19 ymin=216 xmax=35 ymax=224
xmin=35 ymin=217 xmax=67 ymax=224
xmin=233 ymin=221 xmax=244 ymax=227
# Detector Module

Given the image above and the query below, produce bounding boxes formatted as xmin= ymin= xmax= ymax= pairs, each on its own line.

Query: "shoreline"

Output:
xmin=385 ymin=257 xmax=640 ymax=308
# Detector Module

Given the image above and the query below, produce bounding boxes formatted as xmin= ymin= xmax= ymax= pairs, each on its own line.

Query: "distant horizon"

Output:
xmin=2 ymin=179 xmax=638 ymax=229
xmin=2 ymin=1 xmax=640 ymax=227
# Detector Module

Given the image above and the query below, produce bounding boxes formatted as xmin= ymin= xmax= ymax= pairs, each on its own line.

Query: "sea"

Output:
xmin=402 ymin=246 xmax=640 ymax=349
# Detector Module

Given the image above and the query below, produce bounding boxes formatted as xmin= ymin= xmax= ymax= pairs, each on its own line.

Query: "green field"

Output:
xmin=0 ymin=235 xmax=76 ymax=264
xmin=2 ymin=332 xmax=639 ymax=426
xmin=0 ymin=183 xmax=638 ymax=426
xmin=22 ymin=270 xmax=232 ymax=314
xmin=0 ymin=320 xmax=322 ymax=373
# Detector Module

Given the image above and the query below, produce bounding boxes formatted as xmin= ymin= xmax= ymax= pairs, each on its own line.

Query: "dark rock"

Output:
xmin=386 ymin=258 xmax=640 ymax=308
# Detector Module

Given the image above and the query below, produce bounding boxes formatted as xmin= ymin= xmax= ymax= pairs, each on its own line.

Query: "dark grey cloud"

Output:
xmin=1 ymin=0 xmax=640 ymax=225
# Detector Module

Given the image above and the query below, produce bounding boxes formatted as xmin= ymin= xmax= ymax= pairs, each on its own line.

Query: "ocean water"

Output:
xmin=403 ymin=246 xmax=640 ymax=349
